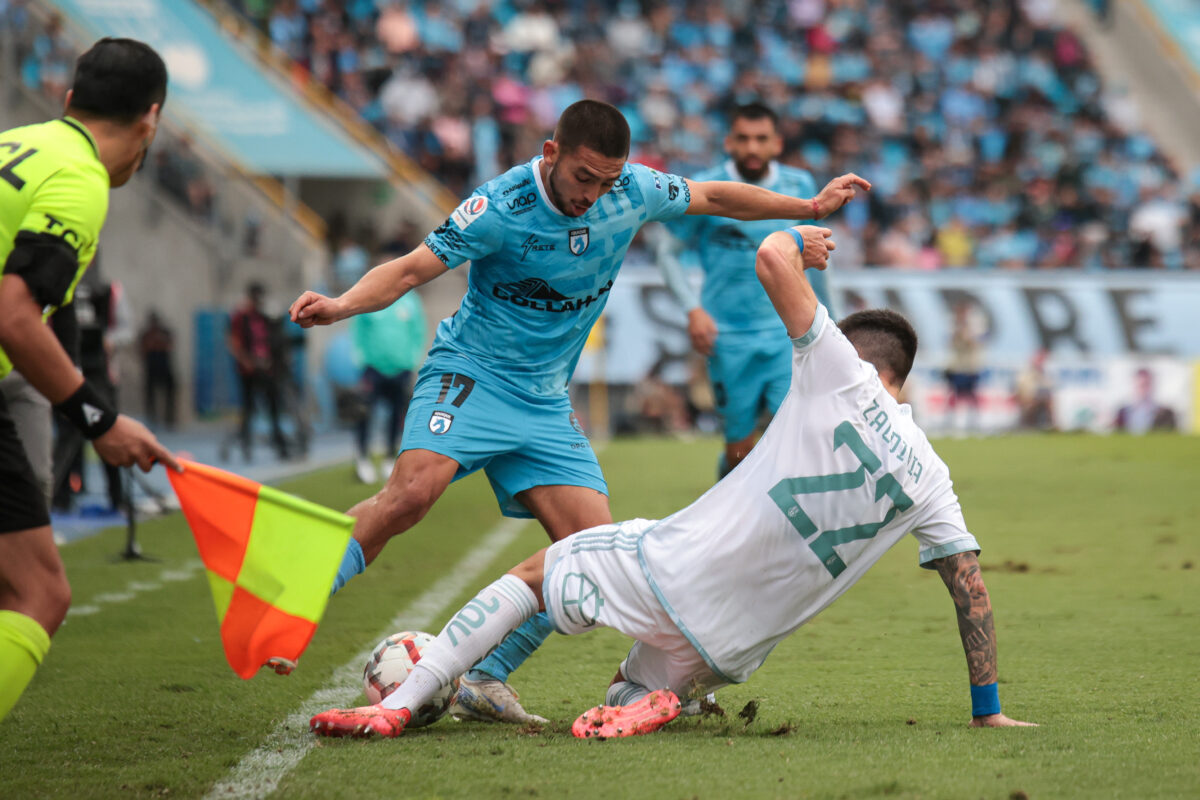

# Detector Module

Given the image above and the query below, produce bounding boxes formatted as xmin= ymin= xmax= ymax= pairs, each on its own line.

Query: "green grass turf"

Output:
xmin=2 ymin=434 xmax=1197 ymax=799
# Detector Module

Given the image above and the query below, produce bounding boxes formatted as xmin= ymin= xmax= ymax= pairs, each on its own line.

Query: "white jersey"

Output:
xmin=637 ymin=305 xmax=979 ymax=684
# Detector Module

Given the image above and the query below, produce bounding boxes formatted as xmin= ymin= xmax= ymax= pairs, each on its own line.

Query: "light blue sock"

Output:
xmin=330 ymin=538 xmax=365 ymax=596
xmin=469 ymin=611 xmax=556 ymax=683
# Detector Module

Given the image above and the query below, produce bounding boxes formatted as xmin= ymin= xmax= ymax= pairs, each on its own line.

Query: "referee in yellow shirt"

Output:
xmin=0 ymin=38 xmax=180 ymax=722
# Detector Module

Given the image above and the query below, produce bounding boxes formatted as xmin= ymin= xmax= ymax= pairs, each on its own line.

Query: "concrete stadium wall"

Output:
xmin=0 ymin=77 xmax=329 ymax=426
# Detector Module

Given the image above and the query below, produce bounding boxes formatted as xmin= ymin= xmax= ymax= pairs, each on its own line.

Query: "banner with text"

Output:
xmin=574 ymin=268 xmax=1199 ymax=433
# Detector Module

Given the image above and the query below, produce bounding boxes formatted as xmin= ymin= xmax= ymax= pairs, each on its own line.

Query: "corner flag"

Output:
xmin=167 ymin=460 xmax=353 ymax=678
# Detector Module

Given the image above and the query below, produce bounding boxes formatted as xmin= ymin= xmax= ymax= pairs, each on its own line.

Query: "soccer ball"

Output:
xmin=362 ymin=631 xmax=457 ymax=727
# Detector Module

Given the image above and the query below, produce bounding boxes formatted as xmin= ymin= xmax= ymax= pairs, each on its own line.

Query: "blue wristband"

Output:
xmin=786 ymin=227 xmax=805 ymax=252
xmin=970 ymin=683 xmax=1001 ymax=717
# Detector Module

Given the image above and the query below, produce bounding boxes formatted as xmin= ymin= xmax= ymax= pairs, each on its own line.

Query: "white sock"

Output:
xmin=381 ymin=574 xmax=538 ymax=711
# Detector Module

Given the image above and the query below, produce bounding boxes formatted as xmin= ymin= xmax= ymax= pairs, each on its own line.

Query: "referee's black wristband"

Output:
xmin=55 ymin=381 xmax=118 ymax=440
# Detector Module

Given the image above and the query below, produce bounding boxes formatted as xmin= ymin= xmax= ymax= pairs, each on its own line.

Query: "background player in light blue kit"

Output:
xmin=290 ymin=100 xmax=869 ymax=723
xmin=657 ymin=103 xmax=835 ymax=478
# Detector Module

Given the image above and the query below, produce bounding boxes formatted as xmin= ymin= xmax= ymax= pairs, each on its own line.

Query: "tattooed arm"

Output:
xmin=932 ymin=551 xmax=1037 ymax=727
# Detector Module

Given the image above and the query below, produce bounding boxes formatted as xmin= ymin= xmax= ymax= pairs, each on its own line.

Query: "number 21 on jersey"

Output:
xmin=769 ymin=421 xmax=914 ymax=578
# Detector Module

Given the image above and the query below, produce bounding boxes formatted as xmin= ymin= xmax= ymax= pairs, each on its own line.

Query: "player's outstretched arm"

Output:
xmin=754 ymin=227 xmax=834 ymax=338
xmin=812 ymin=174 xmax=872 ymax=219
xmin=932 ymin=551 xmax=1037 ymax=728
xmin=685 ymin=173 xmax=870 ymax=221
xmin=290 ymin=244 xmax=448 ymax=328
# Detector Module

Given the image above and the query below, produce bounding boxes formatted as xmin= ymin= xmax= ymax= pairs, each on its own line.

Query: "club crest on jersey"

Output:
xmin=568 ymin=227 xmax=589 ymax=256
xmin=451 ymin=196 xmax=488 ymax=230
xmin=429 ymin=410 xmax=454 ymax=435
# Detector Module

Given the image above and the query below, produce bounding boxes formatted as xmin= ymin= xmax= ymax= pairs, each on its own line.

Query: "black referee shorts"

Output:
xmin=0 ymin=386 xmax=51 ymax=533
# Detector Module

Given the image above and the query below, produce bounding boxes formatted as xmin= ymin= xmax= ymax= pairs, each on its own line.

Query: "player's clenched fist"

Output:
xmin=813 ymin=173 xmax=872 ymax=219
xmin=290 ymin=291 xmax=345 ymax=328
xmin=798 ymin=226 xmax=836 ymax=270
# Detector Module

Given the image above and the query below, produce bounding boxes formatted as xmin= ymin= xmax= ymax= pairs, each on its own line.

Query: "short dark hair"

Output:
xmin=553 ymin=100 xmax=630 ymax=159
xmin=838 ymin=309 xmax=918 ymax=386
xmin=67 ymin=38 xmax=167 ymax=124
xmin=731 ymin=102 xmax=779 ymax=129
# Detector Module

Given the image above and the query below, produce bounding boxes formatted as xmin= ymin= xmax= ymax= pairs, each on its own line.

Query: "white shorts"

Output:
xmin=543 ymin=519 xmax=727 ymax=699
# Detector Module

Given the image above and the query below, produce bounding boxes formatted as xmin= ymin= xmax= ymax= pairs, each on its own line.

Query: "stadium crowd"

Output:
xmin=4 ymin=7 xmax=219 ymax=223
xmin=229 ymin=0 xmax=1200 ymax=270
xmin=6 ymin=1 xmax=1200 ymax=270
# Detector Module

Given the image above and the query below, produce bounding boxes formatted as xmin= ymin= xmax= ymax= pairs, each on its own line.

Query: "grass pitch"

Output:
xmin=1 ymin=434 xmax=1197 ymax=799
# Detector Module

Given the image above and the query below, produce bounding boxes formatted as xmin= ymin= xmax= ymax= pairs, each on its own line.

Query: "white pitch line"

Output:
xmin=205 ymin=517 xmax=531 ymax=800
xmin=65 ymin=559 xmax=205 ymax=619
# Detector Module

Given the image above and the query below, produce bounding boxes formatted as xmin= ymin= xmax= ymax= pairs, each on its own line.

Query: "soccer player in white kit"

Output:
xmin=311 ymin=225 xmax=1035 ymax=739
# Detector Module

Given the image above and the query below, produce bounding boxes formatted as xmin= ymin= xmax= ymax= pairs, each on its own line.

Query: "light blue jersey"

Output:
xmin=663 ymin=161 xmax=832 ymax=333
xmin=423 ymin=157 xmax=693 ymax=399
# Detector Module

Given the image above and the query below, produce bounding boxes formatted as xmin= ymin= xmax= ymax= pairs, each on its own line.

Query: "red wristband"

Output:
xmin=812 ymin=197 xmax=820 ymax=219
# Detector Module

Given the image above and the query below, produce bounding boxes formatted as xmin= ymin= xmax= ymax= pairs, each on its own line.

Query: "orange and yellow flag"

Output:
xmin=167 ymin=460 xmax=353 ymax=678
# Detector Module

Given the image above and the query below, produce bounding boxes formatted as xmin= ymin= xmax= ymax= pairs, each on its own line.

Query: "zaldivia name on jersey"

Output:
xmin=862 ymin=398 xmax=924 ymax=483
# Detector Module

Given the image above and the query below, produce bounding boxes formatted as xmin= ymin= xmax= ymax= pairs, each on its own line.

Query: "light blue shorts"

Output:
xmin=400 ymin=364 xmax=606 ymax=518
xmin=707 ymin=329 xmax=793 ymax=442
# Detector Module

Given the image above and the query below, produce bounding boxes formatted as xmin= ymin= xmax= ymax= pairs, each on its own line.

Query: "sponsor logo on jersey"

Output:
xmin=568 ymin=227 xmax=589 ymax=256
xmin=501 ymin=177 xmax=532 ymax=196
xmin=428 ymin=410 xmax=454 ymax=434
xmin=560 ymin=571 xmax=604 ymax=627
xmin=492 ymin=277 xmax=613 ymax=313
xmin=42 ymin=213 xmax=86 ymax=251
xmin=520 ymin=235 xmax=556 ymax=260
xmin=424 ymin=238 xmax=450 ymax=265
xmin=608 ymin=175 xmax=631 ymax=195
xmin=506 ymin=191 xmax=538 ymax=215
xmin=430 ymin=219 xmax=469 ymax=251
xmin=569 ymin=412 xmax=584 ymax=434
xmin=451 ymin=195 xmax=488 ymax=230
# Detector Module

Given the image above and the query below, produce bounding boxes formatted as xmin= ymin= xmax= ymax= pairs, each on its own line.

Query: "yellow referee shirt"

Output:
xmin=0 ymin=116 xmax=109 ymax=377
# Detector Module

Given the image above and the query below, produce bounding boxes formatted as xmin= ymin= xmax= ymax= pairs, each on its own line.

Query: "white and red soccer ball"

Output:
xmin=362 ymin=631 xmax=457 ymax=727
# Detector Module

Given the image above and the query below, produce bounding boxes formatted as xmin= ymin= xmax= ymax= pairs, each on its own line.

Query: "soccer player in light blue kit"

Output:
xmin=290 ymin=100 xmax=869 ymax=723
xmin=657 ymin=103 xmax=835 ymax=478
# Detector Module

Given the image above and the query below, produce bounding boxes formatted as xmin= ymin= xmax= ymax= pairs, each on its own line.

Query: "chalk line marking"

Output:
xmin=206 ymin=517 xmax=531 ymax=799
xmin=65 ymin=559 xmax=205 ymax=619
